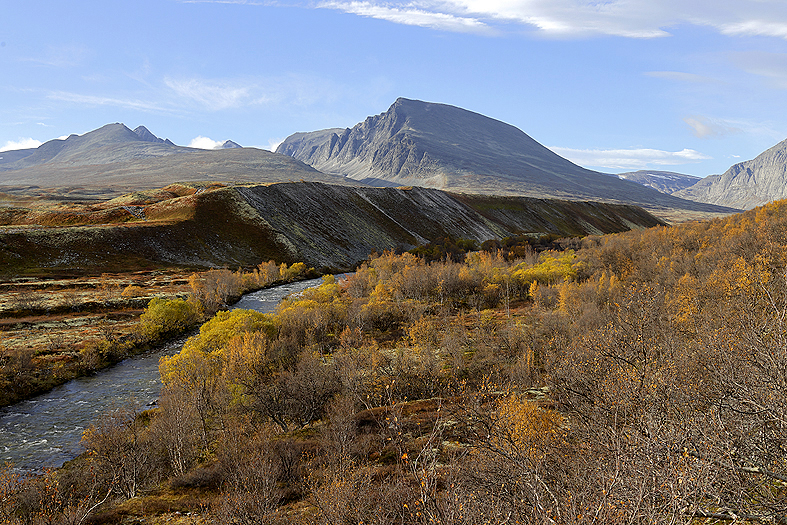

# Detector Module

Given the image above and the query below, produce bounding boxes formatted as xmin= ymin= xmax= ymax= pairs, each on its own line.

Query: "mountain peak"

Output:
xmin=133 ymin=125 xmax=173 ymax=145
xmin=674 ymin=137 xmax=787 ymax=209
xmin=220 ymin=140 xmax=242 ymax=149
xmin=276 ymin=98 xmax=735 ymax=215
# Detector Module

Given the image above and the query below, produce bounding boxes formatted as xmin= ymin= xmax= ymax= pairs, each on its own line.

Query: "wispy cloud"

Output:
xmin=164 ymin=78 xmax=256 ymax=110
xmin=550 ymin=145 xmax=711 ymax=170
xmin=728 ymin=51 xmax=787 ymax=89
xmin=265 ymin=137 xmax=285 ymax=152
xmin=318 ymin=1 xmax=491 ymax=34
xmin=0 ymin=138 xmax=42 ymax=152
xmin=311 ymin=1 xmax=787 ymax=40
xmin=22 ymin=44 xmax=90 ymax=68
xmin=47 ymin=91 xmax=168 ymax=112
xmin=683 ymin=115 xmax=742 ymax=138
xmin=165 ymin=74 xmax=343 ymax=110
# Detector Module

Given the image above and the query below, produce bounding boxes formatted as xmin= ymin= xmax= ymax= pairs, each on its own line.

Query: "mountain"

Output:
xmin=0 ymin=123 xmax=184 ymax=171
xmin=0 ymin=181 xmax=665 ymax=276
xmin=674 ymin=138 xmax=787 ymax=210
xmin=133 ymin=125 xmax=174 ymax=145
xmin=0 ymin=123 xmax=359 ymax=199
xmin=276 ymin=98 xmax=736 ymax=219
xmin=0 ymin=148 xmax=37 ymax=167
xmin=615 ymin=170 xmax=701 ymax=194
xmin=221 ymin=140 xmax=242 ymax=149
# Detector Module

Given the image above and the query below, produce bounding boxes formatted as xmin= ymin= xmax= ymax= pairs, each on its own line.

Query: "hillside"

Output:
xmin=0 ymin=181 xmax=664 ymax=276
xmin=674 ymin=137 xmax=787 ymax=209
xmin=277 ymin=98 xmax=737 ymax=219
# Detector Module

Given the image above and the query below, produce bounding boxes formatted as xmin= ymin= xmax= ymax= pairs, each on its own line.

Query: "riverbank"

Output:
xmin=0 ymin=275 xmax=331 ymax=471
xmin=0 ymin=263 xmax=323 ymax=408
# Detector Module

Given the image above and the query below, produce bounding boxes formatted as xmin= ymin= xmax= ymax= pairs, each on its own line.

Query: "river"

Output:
xmin=0 ymin=276 xmax=330 ymax=471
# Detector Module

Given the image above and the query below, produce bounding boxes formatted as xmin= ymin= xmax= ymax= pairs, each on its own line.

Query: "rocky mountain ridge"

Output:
xmin=674 ymin=138 xmax=787 ymax=210
xmin=276 ymin=98 xmax=737 ymax=218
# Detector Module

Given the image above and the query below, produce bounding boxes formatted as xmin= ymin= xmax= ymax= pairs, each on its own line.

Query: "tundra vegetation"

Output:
xmin=0 ymin=261 xmax=314 ymax=407
xmin=4 ymin=199 xmax=787 ymax=524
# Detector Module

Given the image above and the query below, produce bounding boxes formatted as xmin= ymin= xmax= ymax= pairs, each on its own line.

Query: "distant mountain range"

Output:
xmin=615 ymin=170 xmax=701 ymax=194
xmin=0 ymin=124 xmax=354 ymax=199
xmin=276 ymin=98 xmax=735 ymax=218
xmin=2 ymin=99 xmax=764 ymax=219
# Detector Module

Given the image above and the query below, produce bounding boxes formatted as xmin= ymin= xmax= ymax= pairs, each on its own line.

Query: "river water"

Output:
xmin=0 ymin=277 xmax=329 ymax=471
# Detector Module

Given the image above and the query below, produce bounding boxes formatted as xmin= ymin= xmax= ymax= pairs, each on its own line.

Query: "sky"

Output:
xmin=3 ymin=1 xmax=787 ymax=177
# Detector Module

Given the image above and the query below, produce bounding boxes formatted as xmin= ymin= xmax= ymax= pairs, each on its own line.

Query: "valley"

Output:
xmin=3 ymin=98 xmax=787 ymax=524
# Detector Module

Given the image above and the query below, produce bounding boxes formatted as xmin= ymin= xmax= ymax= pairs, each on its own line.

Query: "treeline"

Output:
xmin=5 ymin=200 xmax=787 ymax=523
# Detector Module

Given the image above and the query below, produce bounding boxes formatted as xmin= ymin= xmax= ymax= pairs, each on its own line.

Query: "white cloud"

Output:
xmin=718 ymin=19 xmax=787 ymax=39
xmin=315 ymin=1 xmax=787 ymax=39
xmin=683 ymin=115 xmax=742 ymax=138
xmin=318 ymin=1 xmax=492 ymax=33
xmin=188 ymin=136 xmax=225 ymax=149
xmin=549 ymin=145 xmax=711 ymax=170
xmin=266 ymin=137 xmax=285 ymax=152
xmin=0 ymin=138 xmax=42 ymax=152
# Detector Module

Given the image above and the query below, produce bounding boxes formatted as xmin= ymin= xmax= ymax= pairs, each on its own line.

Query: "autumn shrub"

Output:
xmin=189 ymin=268 xmax=243 ymax=313
xmin=213 ymin=425 xmax=283 ymax=525
xmin=138 ymin=296 xmax=203 ymax=341
xmin=81 ymin=408 xmax=160 ymax=500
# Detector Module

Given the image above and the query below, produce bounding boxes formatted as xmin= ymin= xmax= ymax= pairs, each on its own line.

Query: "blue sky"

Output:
xmin=3 ymin=1 xmax=787 ymax=177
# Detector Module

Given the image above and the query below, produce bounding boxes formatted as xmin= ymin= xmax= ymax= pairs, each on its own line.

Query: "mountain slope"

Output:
xmin=674 ymin=138 xmax=787 ymax=210
xmin=0 ymin=124 xmax=359 ymax=197
xmin=276 ymin=98 xmax=735 ymax=218
xmin=615 ymin=170 xmax=701 ymax=194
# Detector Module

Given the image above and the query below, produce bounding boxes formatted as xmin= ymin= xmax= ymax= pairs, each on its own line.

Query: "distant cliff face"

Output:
xmin=276 ymin=98 xmax=737 ymax=217
xmin=0 ymin=182 xmax=665 ymax=276
xmin=674 ymin=139 xmax=787 ymax=210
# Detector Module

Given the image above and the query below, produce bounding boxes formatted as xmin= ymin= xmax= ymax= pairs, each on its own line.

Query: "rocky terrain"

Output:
xmin=276 ymin=98 xmax=737 ymax=218
xmin=674 ymin=138 xmax=787 ymax=209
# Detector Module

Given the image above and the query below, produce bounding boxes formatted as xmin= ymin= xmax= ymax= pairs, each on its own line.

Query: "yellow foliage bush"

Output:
xmin=138 ymin=297 xmax=203 ymax=341
xmin=494 ymin=395 xmax=565 ymax=461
